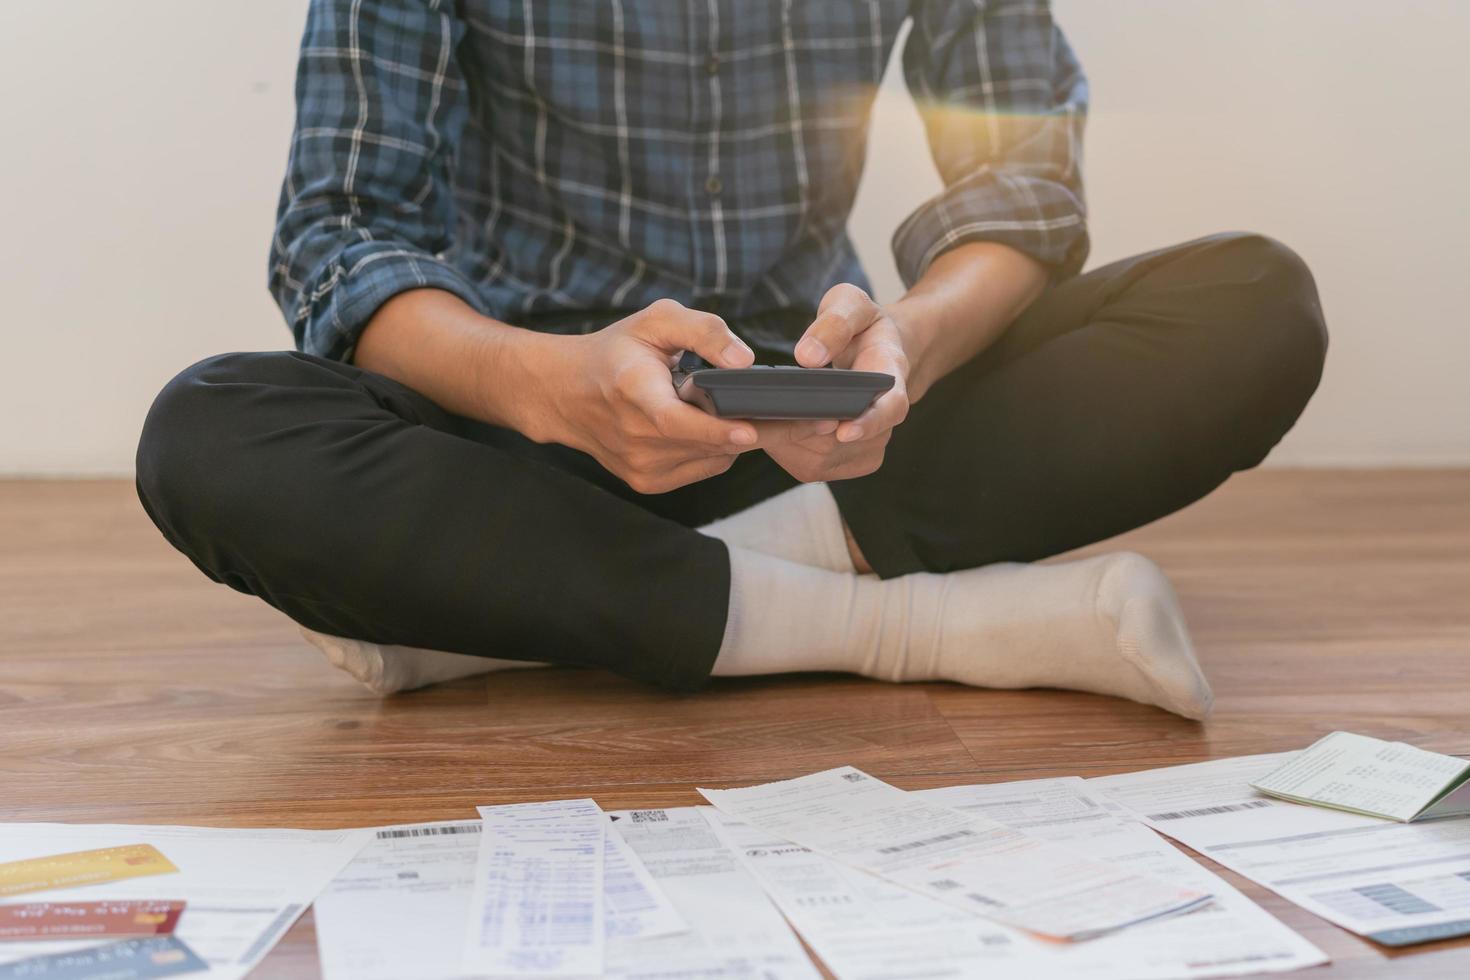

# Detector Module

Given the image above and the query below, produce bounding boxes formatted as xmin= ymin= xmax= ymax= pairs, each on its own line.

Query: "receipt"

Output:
xmin=1093 ymin=754 xmax=1470 ymax=946
xmin=1251 ymin=731 xmax=1470 ymax=822
xmin=0 ymin=823 xmax=370 ymax=980
xmin=463 ymin=799 xmax=606 ymax=977
xmin=602 ymin=819 xmax=686 ymax=940
xmin=604 ymin=807 xmax=820 ymax=980
xmin=700 ymin=767 xmax=1209 ymax=940
xmin=316 ymin=821 xmax=485 ymax=980
xmin=315 ymin=817 xmax=683 ymax=980
xmin=709 ymin=778 xmax=1324 ymax=979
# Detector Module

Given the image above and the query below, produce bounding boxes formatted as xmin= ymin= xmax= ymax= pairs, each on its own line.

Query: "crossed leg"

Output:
xmin=135 ymin=234 xmax=1324 ymax=716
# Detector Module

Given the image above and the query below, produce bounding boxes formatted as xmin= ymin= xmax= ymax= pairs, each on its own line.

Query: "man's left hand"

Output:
xmin=753 ymin=283 xmax=911 ymax=483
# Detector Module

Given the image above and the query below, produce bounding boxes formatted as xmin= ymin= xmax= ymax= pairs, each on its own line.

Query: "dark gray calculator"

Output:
xmin=673 ymin=361 xmax=894 ymax=420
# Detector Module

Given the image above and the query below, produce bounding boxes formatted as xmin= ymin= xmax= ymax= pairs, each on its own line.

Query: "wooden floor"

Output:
xmin=2 ymin=471 xmax=1468 ymax=978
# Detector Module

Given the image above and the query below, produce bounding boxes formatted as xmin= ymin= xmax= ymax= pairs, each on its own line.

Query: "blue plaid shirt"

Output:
xmin=270 ymin=0 xmax=1089 ymax=362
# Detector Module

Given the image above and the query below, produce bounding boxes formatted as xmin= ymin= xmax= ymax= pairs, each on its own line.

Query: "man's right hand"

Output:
xmin=515 ymin=299 xmax=760 ymax=494
xmin=359 ymin=291 xmax=762 ymax=494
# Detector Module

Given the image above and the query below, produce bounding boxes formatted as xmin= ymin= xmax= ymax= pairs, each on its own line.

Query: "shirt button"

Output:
xmin=705 ymin=53 xmax=720 ymax=75
xmin=705 ymin=173 xmax=723 ymax=196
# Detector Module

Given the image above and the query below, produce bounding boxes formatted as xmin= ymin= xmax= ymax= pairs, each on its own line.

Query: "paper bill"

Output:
xmin=708 ymin=778 xmax=1324 ymax=979
xmin=0 ymin=823 xmax=370 ymax=980
xmin=700 ymin=766 xmax=1209 ymax=940
xmin=1251 ymin=731 xmax=1470 ymax=822
xmin=315 ymin=817 xmax=684 ymax=980
xmin=462 ymin=799 xmax=606 ymax=977
xmin=1092 ymin=754 xmax=1470 ymax=946
xmin=705 ymin=809 xmax=1035 ymax=980
xmin=602 ymin=818 xmax=686 ymax=940
xmin=0 ymin=934 xmax=207 ymax=980
xmin=0 ymin=901 xmax=184 ymax=941
xmin=919 ymin=778 xmax=1327 ymax=978
xmin=0 ymin=846 xmax=177 ymax=899
xmin=603 ymin=806 xmax=821 ymax=980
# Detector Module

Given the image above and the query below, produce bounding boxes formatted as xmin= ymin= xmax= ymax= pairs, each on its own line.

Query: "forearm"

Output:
xmin=354 ymin=288 xmax=557 ymax=432
xmin=888 ymin=241 xmax=1049 ymax=401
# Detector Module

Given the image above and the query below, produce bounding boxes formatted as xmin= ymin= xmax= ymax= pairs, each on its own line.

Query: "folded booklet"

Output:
xmin=1251 ymin=731 xmax=1470 ymax=822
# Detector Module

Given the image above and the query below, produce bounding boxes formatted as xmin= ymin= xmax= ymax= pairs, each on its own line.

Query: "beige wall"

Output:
xmin=2 ymin=1 xmax=1467 ymax=474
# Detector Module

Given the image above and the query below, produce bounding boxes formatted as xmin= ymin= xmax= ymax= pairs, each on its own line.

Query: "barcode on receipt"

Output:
xmin=877 ymin=829 xmax=976 ymax=854
xmin=375 ymin=824 xmax=483 ymax=839
xmin=1148 ymin=800 xmax=1273 ymax=821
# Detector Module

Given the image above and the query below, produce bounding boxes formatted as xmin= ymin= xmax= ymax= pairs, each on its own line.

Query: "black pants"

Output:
xmin=136 ymin=233 xmax=1326 ymax=690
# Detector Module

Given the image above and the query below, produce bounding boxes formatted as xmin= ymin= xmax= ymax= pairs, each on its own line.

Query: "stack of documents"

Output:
xmin=1092 ymin=752 xmax=1470 ymax=946
xmin=315 ymin=803 xmax=819 ymax=980
xmin=700 ymin=766 xmax=1214 ymax=941
xmin=4 ymin=735 xmax=1466 ymax=977
xmin=709 ymin=776 xmax=1328 ymax=980
xmin=310 ymin=776 xmax=1328 ymax=980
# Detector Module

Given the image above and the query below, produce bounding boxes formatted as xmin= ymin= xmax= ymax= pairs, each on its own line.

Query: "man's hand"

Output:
xmin=520 ymin=299 xmax=761 ymax=494
xmin=754 ymin=283 xmax=911 ymax=483
xmin=355 ymin=242 xmax=1043 ymax=495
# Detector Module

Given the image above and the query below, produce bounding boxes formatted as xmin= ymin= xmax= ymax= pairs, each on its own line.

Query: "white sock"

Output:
xmin=300 ymin=627 xmax=543 ymax=695
xmin=713 ymin=547 xmax=1213 ymax=719
xmin=699 ymin=483 xmax=854 ymax=572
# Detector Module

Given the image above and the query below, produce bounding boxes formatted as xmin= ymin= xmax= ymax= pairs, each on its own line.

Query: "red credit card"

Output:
xmin=0 ymin=900 xmax=185 ymax=940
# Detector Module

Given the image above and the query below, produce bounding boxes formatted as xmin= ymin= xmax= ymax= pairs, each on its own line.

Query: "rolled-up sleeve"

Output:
xmin=269 ymin=0 xmax=485 ymax=362
xmin=895 ymin=0 xmax=1089 ymax=287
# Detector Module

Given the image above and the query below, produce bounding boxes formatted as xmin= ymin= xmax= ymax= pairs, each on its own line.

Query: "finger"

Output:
xmin=658 ymin=453 xmax=739 ymax=492
xmin=833 ymin=336 xmax=908 ymax=443
xmin=764 ymin=438 xmax=882 ymax=484
xmin=627 ymin=370 xmax=758 ymax=449
xmin=836 ymin=385 xmax=908 ymax=444
xmin=824 ymin=453 xmax=886 ymax=482
xmin=637 ymin=298 xmax=754 ymax=368
xmin=846 ymin=330 xmax=908 ymax=379
xmin=748 ymin=419 xmax=839 ymax=447
xmin=792 ymin=427 xmax=842 ymax=453
xmin=782 ymin=421 xmax=846 ymax=453
xmin=793 ymin=419 xmax=841 ymax=441
xmin=795 ymin=284 xmax=878 ymax=367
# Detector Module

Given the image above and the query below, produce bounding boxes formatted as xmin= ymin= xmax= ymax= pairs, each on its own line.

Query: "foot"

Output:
xmin=927 ymin=552 xmax=1214 ymax=719
xmin=1105 ymin=554 xmax=1215 ymax=719
xmin=715 ymin=546 xmax=1213 ymax=719
xmin=300 ymin=628 xmax=541 ymax=694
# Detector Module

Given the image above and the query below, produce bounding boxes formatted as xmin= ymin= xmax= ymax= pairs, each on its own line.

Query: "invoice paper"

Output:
xmin=1092 ymin=754 xmax=1470 ymax=946
xmin=708 ymin=778 xmax=1323 ymax=980
xmin=1251 ymin=731 xmax=1470 ymax=822
xmin=316 ymin=817 xmax=684 ymax=980
xmin=705 ymin=808 xmax=1036 ymax=980
xmin=699 ymin=767 xmax=1209 ymax=941
xmin=0 ymin=823 xmax=370 ymax=980
xmin=920 ymin=779 xmax=1326 ymax=978
xmin=463 ymin=799 xmax=606 ymax=977
xmin=603 ymin=807 xmax=821 ymax=980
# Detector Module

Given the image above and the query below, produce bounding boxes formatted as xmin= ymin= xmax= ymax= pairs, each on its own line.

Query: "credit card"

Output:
xmin=0 ymin=900 xmax=185 ymax=940
xmin=0 ymin=845 xmax=178 ymax=898
xmin=0 ymin=935 xmax=207 ymax=979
